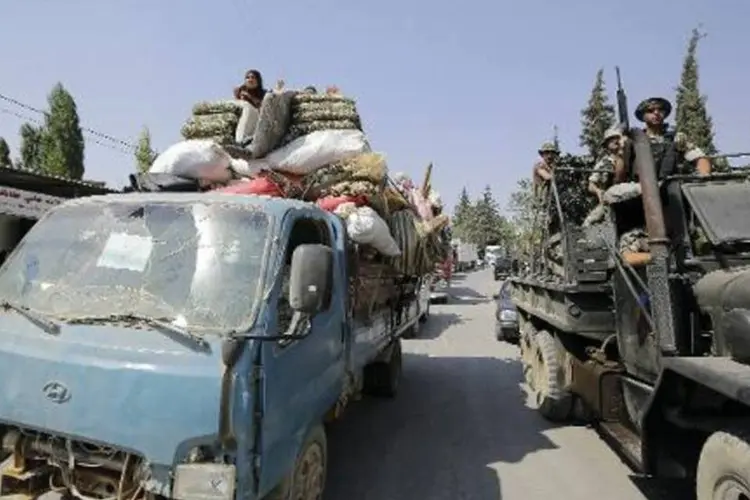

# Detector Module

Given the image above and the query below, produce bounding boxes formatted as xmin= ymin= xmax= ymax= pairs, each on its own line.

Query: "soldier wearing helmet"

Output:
xmin=582 ymin=127 xmax=624 ymax=227
xmin=532 ymin=141 xmax=560 ymax=196
xmin=629 ymin=97 xmax=711 ymax=178
xmin=588 ymin=128 xmax=624 ymax=203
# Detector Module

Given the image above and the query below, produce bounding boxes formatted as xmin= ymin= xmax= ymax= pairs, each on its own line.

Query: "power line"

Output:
xmin=0 ymin=91 xmax=139 ymax=151
xmin=0 ymin=106 xmax=133 ymax=155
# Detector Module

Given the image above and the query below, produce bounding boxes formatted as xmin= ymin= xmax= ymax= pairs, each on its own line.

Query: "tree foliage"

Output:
xmin=674 ymin=28 xmax=725 ymax=170
xmin=451 ymin=185 xmax=510 ymax=249
xmin=135 ymin=126 xmax=158 ymax=173
xmin=0 ymin=138 xmax=10 ymax=168
xmin=19 ymin=124 xmax=44 ymax=172
xmin=579 ymin=68 xmax=615 ymax=159
xmin=39 ymin=83 xmax=85 ymax=179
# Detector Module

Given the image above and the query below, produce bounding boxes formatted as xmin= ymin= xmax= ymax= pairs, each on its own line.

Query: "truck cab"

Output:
xmin=0 ymin=192 xmax=418 ymax=500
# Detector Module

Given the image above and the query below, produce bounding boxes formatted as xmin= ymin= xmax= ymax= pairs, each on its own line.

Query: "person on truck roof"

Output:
xmin=233 ymin=69 xmax=267 ymax=109
xmin=627 ymin=97 xmax=712 ymax=179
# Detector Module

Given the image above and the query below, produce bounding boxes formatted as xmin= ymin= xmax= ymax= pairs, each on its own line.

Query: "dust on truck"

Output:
xmin=510 ymin=129 xmax=750 ymax=498
xmin=0 ymin=191 xmax=432 ymax=500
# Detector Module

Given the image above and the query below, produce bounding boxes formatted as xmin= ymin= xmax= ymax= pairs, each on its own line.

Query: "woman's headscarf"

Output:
xmin=234 ymin=69 xmax=267 ymax=108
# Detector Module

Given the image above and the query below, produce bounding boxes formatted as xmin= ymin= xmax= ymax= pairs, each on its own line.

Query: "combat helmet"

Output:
xmin=538 ymin=141 xmax=559 ymax=155
xmin=601 ymin=127 xmax=621 ymax=147
xmin=635 ymin=97 xmax=672 ymax=121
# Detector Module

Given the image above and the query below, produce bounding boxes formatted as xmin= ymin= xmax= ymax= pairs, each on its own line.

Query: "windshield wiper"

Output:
xmin=66 ymin=313 xmax=209 ymax=350
xmin=0 ymin=300 xmax=61 ymax=335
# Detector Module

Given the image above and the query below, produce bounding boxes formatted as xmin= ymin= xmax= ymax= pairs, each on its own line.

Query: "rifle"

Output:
xmin=615 ymin=66 xmax=629 ymax=134
xmin=614 ymin=66 xmax=632 ymax=182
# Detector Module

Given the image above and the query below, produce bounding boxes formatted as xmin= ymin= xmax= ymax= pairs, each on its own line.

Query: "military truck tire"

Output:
xmin=363 ymin=339 xmax=402 ymax=398
xmin=696 ymin=428 xmax=750 ymax=500
xmin=264 ymin=425 xmax=327 ymax=500
xmin=530 ymin=330 xmax=573 ymax=422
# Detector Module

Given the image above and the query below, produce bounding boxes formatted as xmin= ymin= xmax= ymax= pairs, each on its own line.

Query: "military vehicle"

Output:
xmin=511 ymin=124 xmax=750 ymax=498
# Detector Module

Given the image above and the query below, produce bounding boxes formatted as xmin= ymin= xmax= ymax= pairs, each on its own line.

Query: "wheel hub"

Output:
xmin=291 ymin=442 xmax=325 ymax=500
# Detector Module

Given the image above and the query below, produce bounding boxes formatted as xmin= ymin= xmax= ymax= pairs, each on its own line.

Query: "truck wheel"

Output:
xmin=696 ymin=428 xmax=750 ymax=500
xmin=363 ymin=339 xmax=402 ymax=398
xmin=265 ymin=425 xmax=327 ymax=500
xmin=530 ymin=330 xmax=572 ymax=422
xmin=519 ymin=324 xmax=535 ymax=386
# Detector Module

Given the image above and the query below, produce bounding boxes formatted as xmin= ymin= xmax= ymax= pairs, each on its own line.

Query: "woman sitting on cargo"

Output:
xmin=233 ymin=69 xmax=267 ymax=109
xmin=233 ymin=69 xmax=268 ymax=146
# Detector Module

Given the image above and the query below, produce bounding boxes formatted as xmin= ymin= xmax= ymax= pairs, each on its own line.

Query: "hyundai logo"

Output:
xmin=42 ymin=381 xmax=71 ymax=404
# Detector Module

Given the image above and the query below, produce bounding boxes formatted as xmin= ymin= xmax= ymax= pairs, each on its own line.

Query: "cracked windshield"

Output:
xmin=0 ymin=202 xmax=268 ymax=333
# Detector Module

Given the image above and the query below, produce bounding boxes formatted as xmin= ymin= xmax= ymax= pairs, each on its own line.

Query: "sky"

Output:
xmin=2 ymin=0 xmax=749 ymax=213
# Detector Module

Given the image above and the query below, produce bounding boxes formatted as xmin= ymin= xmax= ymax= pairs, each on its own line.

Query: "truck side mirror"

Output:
xmin=289 ymin=244 xmax=333 ymax=314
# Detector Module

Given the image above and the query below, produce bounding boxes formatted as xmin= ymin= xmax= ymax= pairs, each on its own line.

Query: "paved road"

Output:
xmin=326 ymin=269 xmax=693 ymax=500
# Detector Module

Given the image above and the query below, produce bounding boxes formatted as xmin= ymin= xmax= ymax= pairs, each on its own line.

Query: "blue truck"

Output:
xmin=0 ymin=192 xmax=430 ymax=500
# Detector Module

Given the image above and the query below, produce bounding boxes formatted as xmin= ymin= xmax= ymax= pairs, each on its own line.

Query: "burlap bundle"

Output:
xmin=281 ymin=93 xmax=363 ymax=146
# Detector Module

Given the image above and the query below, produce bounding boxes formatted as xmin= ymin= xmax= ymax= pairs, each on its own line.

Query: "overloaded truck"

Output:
xmin=0 ymin=191 xmax=430 ymax=500
xmin=0 ymin=88 xmax=444 ymax=500
xmin=510 ymin=128 xmax=750 ymax=498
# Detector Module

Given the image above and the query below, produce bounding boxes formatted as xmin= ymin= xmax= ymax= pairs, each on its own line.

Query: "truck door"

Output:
xmin=256 ymin=211 xmax=347 ymax=494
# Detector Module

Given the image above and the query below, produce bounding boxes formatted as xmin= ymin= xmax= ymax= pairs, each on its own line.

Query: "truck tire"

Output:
xmin=530 ymin=330 xmax=573 ymax=422
xmin=519 ymin=321 xmax=535 ymax=386
xmin=696 ymin=428 xmax=750 ymax=500
xmin=264 ymin=425 xmax=327 ymax=500
xmin=363 ymin=339 xmax=402 ymax=398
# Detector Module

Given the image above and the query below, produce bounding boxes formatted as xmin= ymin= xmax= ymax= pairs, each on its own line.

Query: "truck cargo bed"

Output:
xmin=511 ymin=277 xmax=615 ymax=341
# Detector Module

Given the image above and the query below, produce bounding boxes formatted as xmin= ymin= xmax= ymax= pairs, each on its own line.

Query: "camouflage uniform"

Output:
xmin=635 ymin=97 xmax=708 ymax=175
xmin=619 ymin=228 xmax=649 ymax=254
xmin=583 ymin=128 xmax=620 ymax=227
xmin=532 ymin=141 xmax=559 ymax=198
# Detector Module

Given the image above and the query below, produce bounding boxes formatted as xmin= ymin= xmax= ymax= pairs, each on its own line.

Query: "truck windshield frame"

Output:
xmin=0 ymin=200 xmax=272 ymax=335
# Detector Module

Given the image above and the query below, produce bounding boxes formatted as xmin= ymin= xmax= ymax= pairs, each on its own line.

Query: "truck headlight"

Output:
xmin=173 ymin=464 xmax=236 ymax=500
xmin=499 ymin=310 xmax=517 ymax=322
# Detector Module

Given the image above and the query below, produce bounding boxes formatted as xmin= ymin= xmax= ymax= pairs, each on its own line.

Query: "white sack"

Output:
xmin=266 ymin=129 xmax=370 ymax=175
xmin=229 ymin=158 xmax=267 ymax=178
xmin=150 ymin=140 xmax=232 ymax=180
xmin=346 ymin=206 xmax=401 ymax=257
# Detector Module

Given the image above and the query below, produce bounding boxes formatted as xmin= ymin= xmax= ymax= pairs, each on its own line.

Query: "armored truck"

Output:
xmin=511 ymin=131 xmax=750 ymax=499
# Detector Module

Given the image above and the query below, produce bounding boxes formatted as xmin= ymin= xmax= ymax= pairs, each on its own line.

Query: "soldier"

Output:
xmin=631 ymin=96 xmax=712 ymax=178
xmin=617 ymin=96 xmax=711 ymax=263
xmin=532 ymin=141 xmax=560 ymax=196
xmin=582 ymin=128 xmax=624 ymax=227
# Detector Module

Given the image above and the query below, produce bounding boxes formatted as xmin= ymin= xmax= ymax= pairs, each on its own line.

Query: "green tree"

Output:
xmin=40 ymin=83 xmax=85 ymax=179
xmin=471 ymin=185 xmax=508 ymax=248
xmin=135 ymin=126 xmax=158 ymax=173
xmin=0 ymin=138 xmax=10 ymax=168
xmin=579 ymin=68 xmax=616 ymax=158
xmin=675 ymin=28 xmax=723 ymax=169
xmin=451 ymin=187 xmax=475 ymax=242
xmin=506 ymin=178 xmax=536 ymax=258
xmin=19 ymin=124 xmax=44 ymax=172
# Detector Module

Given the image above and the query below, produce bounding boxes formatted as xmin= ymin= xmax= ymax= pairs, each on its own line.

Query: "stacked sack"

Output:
xmin=280 ymin=93 xmax=363 ymax=146
xmin=181 ymin=101 xmax=244 ymax=145
xmin=149 ymin=88 xmax=448 ymax=319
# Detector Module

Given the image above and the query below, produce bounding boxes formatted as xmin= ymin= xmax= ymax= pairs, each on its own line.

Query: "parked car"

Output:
xmin=493 ymin=280 xmax=519 ymax=342
xmin=493 ymin=257 xmax=512 ymax=281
